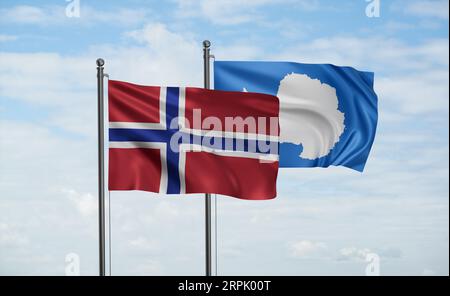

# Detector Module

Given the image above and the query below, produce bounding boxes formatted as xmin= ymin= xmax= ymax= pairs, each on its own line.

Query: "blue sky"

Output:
xmin=0 ymin=0 xmax=448 ymax=275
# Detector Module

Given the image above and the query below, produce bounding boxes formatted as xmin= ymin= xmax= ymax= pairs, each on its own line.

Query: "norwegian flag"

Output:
xmin=108 ymin=80 xmax=279 ymax=200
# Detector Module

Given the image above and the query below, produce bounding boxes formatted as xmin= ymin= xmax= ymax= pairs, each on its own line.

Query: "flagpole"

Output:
xmin=203 ymin=40 xmax=213 ymax=277
xmin=96 ymin=58 xmax=106 ymax=276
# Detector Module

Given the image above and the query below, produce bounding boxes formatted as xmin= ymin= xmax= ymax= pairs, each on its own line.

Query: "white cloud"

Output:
xmin=0 ymin=34 xmax=18 ymax=42
xmin=402 ymin=0 xmax=449 ymax=20
xmin=0 ymin=120 xmax=96 ymax=195
xmin=339 ymin=246 xmax=403 ymax=262
xmin=272 ymin=37 xmax=449 ymax=116
xmin=290 ymin=240 xmax=327 ymax=258
xmin=112 ymin=22 xmax=202 ymax=86
xmin=175 ymin=0 xmax=271 ymax=25
xmin=63 ymin=189 xmax=97 ymax=217
xmin=125 ymin=23 xmax=196 ymax=54
xmin=377 ymin=247 xmax=402 ymax=259
xmin=0 ymin=52 xmax=92 ymax=106
xmin=106 ymin=193 xmax=204 ymax=275
xmin=0 ymin=223 xmax=29 ymax=247
xmin=212 ymin=42 xmax=264 ymax=60
xmin=294 ymin=0 xmax=321 ymax=11
xmin=0 ymin=5 xmax=48 ymax=24
xmin=376 ymin=71 xmax=449 ymax=114
xmin=383 ymin=21 xmax=415 ymax=32
xmin=174 ymin=0 xmax=318 ymax=25
xmin=274 ymin=37 xmax=449 ymax=73
xmin=0 ymin=4 xmax=150 ymax=26
xmin=0 ymin=23 xmax=204 ymax=137
xmin=128 ymin=237 xmax=160 ymax=252
xmin=422 ymin=268 xmax=436 ymax=276
xmin=338 ymin=247 xmax=372 ymax=261
xmin=132 ymin=259 xmax=164 ymax=275
xmin=81 ymin=6 xmax=150 ymax=26
xmin=0 ymin=52 xmax=95 ymax=137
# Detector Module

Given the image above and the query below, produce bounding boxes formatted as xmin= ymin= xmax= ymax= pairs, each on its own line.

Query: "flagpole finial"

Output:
xmin=203 ymin=40 xmax=211 ymax=48
xmin=96 ymin=58 xmax=105 ymax=67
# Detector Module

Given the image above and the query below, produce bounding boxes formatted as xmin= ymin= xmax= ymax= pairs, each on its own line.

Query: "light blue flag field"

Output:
xmin=214 ymin=61 xmax=378 ymax=172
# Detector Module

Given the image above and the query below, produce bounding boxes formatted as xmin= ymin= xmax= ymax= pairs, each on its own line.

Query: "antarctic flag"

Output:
xmin=108 ymin=80 xmax=280 ymax=200
xmin=214 ymin=61 xmax=378 ymax=172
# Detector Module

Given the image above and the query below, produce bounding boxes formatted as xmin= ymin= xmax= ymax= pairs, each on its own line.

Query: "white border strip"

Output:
xmin=179 ymin=151 xmax=186 ymax=194
xmin=181 ymin=128 xmax=279 ymax=142
xmin=109 ymin=122 xmax=165 ymax=130
xmin=159 ymin=86 xmax=167 ymax=129
xmin=109 ymin=142 xmax=164 ymax=149
xmin=178 ymin=87 xmax=186 ymax=129
xmin=179 ymin=144 xmax=278 ymax=162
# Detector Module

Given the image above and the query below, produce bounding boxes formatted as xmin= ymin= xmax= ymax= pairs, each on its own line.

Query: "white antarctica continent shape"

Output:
xmin=276 ymin=73 xmax=345 ymax=160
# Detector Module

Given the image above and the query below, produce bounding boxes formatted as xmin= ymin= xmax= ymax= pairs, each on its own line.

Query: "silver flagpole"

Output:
xmin=203 ymin=40 xmax=212 ymax=276
xmin=96 ymin=58 xmax=106 ymax=276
